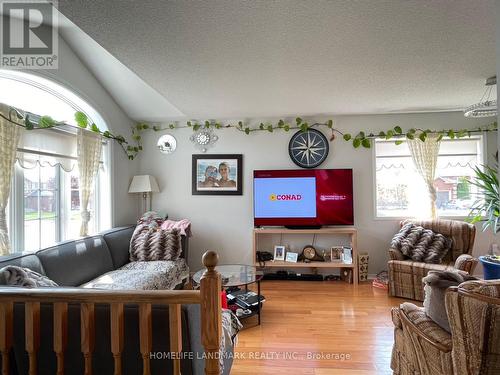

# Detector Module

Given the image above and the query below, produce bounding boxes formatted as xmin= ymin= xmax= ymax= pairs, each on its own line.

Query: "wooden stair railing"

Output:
xmin=0 ymin=250 xmax=222 ymax=375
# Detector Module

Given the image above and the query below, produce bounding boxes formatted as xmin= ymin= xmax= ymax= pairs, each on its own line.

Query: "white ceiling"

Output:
xmin=58 ymin=0 xmax=496 ymax=121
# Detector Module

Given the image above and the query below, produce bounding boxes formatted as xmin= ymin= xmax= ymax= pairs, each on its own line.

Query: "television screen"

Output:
xmin=253 ymin=169 xmax=353 ymax=227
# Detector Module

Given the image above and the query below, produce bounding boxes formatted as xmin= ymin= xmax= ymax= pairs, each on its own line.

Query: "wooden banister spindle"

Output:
xmin=80 ymin=303 xmax=95 ymax=375
xmin=200 ymin=251 xmax=222 ymax=375
xmin=169 ymin=304 xmax=182 ymax=375
xmin=139 ymin=303 xmax=152 ymax=375
xmin=110 ymin=303 xmax=124 ymax=375
xmin=0 ymin=302 xmax=13 ymax=375
xmin=53 ymin=302 xmax=68 ymax=375
xmin=25 ymin=302 xmax=40 ymax=375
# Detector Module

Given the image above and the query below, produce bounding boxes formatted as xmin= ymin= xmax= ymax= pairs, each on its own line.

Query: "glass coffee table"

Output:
xmin=192 ymin=264 xmax=264 ymax=325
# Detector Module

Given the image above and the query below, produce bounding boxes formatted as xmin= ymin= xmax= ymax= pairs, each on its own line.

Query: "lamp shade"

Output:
xmin=128 ymin=175 xmax=160 ymax=193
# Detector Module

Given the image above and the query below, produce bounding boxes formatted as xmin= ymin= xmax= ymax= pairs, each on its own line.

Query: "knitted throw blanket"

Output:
xmin=390 ymin=223 xmax=451 ymax=264
xmin=130 ymin=224 xmax=181 ymax=262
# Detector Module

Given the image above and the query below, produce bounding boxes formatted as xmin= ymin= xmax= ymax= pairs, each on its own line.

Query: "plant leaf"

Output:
xmin=395 ymin=140 xmax=403 ymax=145
xmin=353 ymin=138 xmax=361 ymax=148
xmin=91 ymin=123 xmax=100 ymax=133
xmin=39 ymin=116 xmax=56 ymax=128
xmin=362 ymin=138 xmax=371 ymax=148
xmin=75 ymin=112 xmax=88 ymax=128
xmin=394 ymin=126 xmax=402 ymax=134
xmin=343 ymin=133 xmax=352 ymax=141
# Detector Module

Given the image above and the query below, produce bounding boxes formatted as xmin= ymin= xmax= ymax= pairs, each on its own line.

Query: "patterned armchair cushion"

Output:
xmin=400 ymin=302 xmax=452 ymax=349
xmin=81 ymin=259 xmax=189 ymax=290
xmin=457 ymin=279 xmax=500 ymax=298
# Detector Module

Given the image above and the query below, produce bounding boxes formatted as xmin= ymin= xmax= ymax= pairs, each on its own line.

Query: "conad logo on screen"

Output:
xmin=269 ymin=194 xmax=302 ymax=201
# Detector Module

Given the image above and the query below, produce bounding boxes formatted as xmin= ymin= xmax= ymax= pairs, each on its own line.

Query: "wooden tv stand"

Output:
xmin=253 ymin=227 xmax=358 ymax=285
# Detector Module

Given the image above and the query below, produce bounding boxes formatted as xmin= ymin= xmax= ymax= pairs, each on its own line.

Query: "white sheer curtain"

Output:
xmin=77 ymin=129 xmax=102 ymax=237
xmin=407 ymin=134 xmax=441 ymax=219
xmin=0 ymin=104 xmax=22 ymax=255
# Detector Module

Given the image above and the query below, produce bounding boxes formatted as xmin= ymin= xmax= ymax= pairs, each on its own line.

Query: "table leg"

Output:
xmin=257 ymin=279 xmax=261 ymax=325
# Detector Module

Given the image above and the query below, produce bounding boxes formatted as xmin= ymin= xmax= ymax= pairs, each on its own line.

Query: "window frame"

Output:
xmin=1 ymin=70 xmax=111 ymax=254
xmin=372 ymin=133 xmax=487 ymax=221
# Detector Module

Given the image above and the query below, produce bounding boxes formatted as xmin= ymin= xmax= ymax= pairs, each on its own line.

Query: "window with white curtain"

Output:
xmin=0 ymin=70 xmax=111 ymax=254
xmin=374 ymin=136 xmax=485 ymax=218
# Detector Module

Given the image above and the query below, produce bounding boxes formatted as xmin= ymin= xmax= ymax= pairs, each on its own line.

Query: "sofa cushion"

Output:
xmin=101 ymin=226 xmax=136 ymax=268
xmin=80 ymin=259 xmax=189 ymax=290
xmin=36 ymin=236 xmax=114 ymax=286
xmin=130 ymin=225 xmax=181 ymax=262
xmin=0 ymin=265 xmax=58 ymax=287
xmin=0 ymin=253 xmax=45 ymax=275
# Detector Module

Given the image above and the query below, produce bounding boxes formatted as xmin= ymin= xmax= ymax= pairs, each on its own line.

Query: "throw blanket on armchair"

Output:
xmin=390 ymin=223 xmax=452 ymax=263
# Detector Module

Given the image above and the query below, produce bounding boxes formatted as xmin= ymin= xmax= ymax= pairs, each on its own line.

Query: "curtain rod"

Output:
xmin=17 ymin=148 xmax=104 ymax=164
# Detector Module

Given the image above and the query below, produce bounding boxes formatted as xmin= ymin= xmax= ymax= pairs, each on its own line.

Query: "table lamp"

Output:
xmin=128 ymin=175 xmax=160 ymax=213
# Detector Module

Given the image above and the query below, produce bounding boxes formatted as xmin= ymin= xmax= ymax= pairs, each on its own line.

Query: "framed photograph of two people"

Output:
xmin=192 ymin=154 xmax=243 ymax=195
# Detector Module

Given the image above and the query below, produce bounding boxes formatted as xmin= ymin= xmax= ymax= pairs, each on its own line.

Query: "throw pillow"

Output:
xmin=0 ymin=265 xmax=59 ymax=288
xmin=422 ymin=270 xmax=476 ymax=332
xmin=391 ymin=223 xmax=452 ymax=264
xmin=129 ymin=224 xmax=181 ymax=262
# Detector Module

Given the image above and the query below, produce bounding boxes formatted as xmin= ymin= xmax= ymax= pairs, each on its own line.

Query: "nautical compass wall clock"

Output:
xmin=288 ymin=129 xmax=329 ymax=168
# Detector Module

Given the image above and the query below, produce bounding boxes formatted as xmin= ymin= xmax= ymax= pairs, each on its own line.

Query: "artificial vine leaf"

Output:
xmin=343 ymin=133 xmax=352 ymax=141
xmin=357 ymin=131 xmax=365 ymax=138
xmin=327 ymin=119 xmax=333 ymax=128
xmin=238 ymin=121 xmax=243 ymax=128
xmin=25 ymin=116 xmax=34 ymax=130
xmin=187 ymin=121 xmax=192 ymax=127
xmin=436 ymin=134 xmax=444 ymax=142
xmin=353 ymin=138 xmax=361 ymax=148
xmin=259 ymin=123 xmax=264 ymax=130
xmin=245 ymin=127 xmax=250 ymax=134
xmin=103 ymin=131 xmax=111 ymax=138
xmin=395 ymin=140 xmax=403 ymax=145
xmin=406 ymin=133 xmax=415 ymax=140
xmin=419 ymin=132 xmax=427 ymax=142
xmin=278 ymin=119 xmax=284 ymax=127
xmin=75 ymin=112 xmax=88 ymax=128
xmin=378 ymin=131 xmax=386 ymax=137
xmin=447 ymin=130 xmax=455 ymax=139
xmin=39 ymin=116 xmax=56 ymax=128
xmin=215 ymin=123 xmax=222 ymax=129
xmin=267 ymin=125 xmax=273 ymax=132
xmin=91 ymin=123 xmax=100 ymax=133
xmin=386 ymin=130 xmax=394 ymax=139
xmin=394 ymin=126 xmax=402 ymax=134
xmin=193 ymin=124 xmax=200 ymax=131
xmin=361 ymin=138 xmax=371 ymax=148
xmin=205 ymin=121 xmax=210 ymax=128
xmin=300 ymin=123 xmax=308 ymax=132
xmin=169 ymin=124 xmax=175 ymax=129
xmin=284 ymin=125 xmax=290 ymax=131
xmin=153 ymin=125 xmax=159 ymax=131
xmin=296 ymin=117 xmax=303 ymax=125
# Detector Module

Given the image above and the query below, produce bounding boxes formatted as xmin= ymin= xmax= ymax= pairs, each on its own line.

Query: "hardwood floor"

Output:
xmin=231 ymin=280 xmax=411 ymax=375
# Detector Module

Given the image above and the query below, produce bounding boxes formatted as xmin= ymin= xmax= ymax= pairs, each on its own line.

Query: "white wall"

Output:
xmin=3 ymin=16 xmax=139 ymax=227
xmin=139 ymin=112 xmax=499 ymax=274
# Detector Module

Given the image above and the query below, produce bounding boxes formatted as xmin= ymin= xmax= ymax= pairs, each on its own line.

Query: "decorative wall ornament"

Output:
xmin=157 ymin=134 xmax=177 ymax=154
xmin=288 ymin=129 xmax=329 ymax=168
xmin=190 ymin=127 xmax=218 ymax=152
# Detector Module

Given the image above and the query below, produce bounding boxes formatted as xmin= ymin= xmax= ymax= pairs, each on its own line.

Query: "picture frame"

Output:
xmin=331 ymin=246 xmax=343 ymax=262
xmin=273 ymin=245 xmax=285 ymax=261
xmin=192 ymin=154 xmax=243 ymax=195
xmin=285 ymin=251 xmax=298 ymax=263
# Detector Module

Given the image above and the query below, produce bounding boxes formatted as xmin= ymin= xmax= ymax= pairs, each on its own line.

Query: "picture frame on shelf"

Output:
xmin=285 ymin=252 xmax=298 ymax=263
xmin=331 ymin=246 xmax=343 ymax=262
xmin=192 ymin=154 xmax=243 ymax=195
xmin=273 ymin=245 xmax=285 ymax=261
xmin=342 ymin=247 xmax=353 ymax=264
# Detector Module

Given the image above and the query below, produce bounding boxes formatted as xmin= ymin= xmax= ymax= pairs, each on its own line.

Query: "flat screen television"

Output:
xmin=253 ymin=169 xmax=353 ymax=227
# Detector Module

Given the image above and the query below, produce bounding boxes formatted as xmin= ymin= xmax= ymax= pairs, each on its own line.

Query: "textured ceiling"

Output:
xmin=58 ymin=0 xmax=496 ymax=120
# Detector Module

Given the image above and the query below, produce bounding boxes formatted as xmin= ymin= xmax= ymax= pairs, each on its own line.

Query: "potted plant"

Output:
xmin=467 ymin=155 xmax=500 ymax=279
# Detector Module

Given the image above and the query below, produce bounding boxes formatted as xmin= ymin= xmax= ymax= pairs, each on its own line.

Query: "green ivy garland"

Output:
xmin=2 ymin=107 xmax=497 ymax=161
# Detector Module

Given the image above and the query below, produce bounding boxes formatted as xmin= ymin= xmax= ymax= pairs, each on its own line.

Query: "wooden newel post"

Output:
xmin=200 ymin=251 xmax=222 ymax=375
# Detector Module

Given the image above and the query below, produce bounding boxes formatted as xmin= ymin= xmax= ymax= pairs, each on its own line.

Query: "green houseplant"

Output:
xmin=467 ymin=156 xmax=500 ymax=271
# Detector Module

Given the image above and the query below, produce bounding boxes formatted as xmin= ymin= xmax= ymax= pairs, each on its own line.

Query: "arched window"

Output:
xmin=0 ymin=70 xmax=111 ymax=253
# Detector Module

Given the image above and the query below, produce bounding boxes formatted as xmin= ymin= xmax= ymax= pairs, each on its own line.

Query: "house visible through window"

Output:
xmin=375 ymin=136 xmax=484 ymax=218
xmin=1 ymin=70 xmax=110 ymax=254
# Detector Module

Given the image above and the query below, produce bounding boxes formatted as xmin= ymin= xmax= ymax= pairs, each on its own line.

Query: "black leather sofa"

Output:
xmin=0 ymin=226 xmax=233 ymax=375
